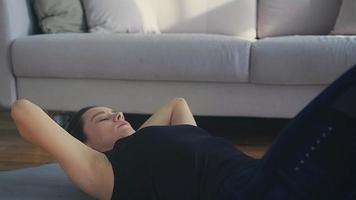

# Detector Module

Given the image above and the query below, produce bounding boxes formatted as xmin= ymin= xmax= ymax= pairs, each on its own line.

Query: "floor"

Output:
xmin=0 ymin=112 xmax=54 ymax=171
xmin=0 ymin=111 xmax=290 ymax=171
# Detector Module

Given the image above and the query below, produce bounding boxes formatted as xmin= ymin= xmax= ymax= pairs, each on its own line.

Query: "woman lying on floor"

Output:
xmin=11 ymin=65 xmax=356 ymax=200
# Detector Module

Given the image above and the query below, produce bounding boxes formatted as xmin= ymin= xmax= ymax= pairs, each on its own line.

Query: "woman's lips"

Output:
xmin=116 ymin=122 xmax=128 ymax=129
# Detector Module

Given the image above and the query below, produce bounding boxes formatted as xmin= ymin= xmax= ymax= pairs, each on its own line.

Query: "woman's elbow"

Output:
xmin=11 ymin=99 xmax=31 ymax=118
xmin=172 ymin=97 xmax=187 ymax=104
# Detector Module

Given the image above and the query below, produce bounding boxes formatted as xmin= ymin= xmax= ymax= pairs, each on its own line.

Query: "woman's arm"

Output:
xmin=11 ymin=99 xmax=113 ymax=200
xmin=138 ymin=97 xmax=197 ymax=130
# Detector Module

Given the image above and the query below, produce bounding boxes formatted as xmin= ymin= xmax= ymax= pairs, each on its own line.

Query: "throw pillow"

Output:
xmin=82 ymin=0 xmax=160 ymax=34
xmin=331 ymin=0 xmax=356 ymax=35
xmin=32 ymin=0 xmax=86 ymax=33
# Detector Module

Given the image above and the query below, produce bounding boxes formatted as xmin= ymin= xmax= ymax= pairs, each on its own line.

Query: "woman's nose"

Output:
xmin=114 ymin=112 xmax=124 ymax=121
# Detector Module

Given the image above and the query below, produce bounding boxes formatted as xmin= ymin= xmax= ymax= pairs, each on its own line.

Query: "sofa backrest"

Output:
xmin=257 ymin=0 xmax=343 ymax=38
xmin=2 ymin=0 xmax=344 ymax=40
xmin=152 ymin=0 xmax=257 ymax=39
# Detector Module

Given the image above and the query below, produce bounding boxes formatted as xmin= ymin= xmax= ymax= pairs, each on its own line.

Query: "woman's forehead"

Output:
xmin=89 ymin=106 xmax=113 ymax=113
xmin=83 ymin=106 xmax=114 ymax=119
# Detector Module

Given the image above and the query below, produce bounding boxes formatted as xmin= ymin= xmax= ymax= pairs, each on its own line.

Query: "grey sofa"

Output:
xmin=1 ymin=0 xmax=356 ymax=118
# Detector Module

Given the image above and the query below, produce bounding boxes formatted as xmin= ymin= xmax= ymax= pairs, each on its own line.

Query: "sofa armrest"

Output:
xmin=0 ymin=0 xmax=35 ymax=110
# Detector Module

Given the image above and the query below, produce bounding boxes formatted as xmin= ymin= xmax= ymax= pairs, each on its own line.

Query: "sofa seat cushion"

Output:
xmin=12 ymin=33 xmax=251 ymax=83
xmin=251 ymin=36 xmax=356 ymax=85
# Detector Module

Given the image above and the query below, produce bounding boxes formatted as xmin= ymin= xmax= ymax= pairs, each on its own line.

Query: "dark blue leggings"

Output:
xmin=219 ymin=65 xmax=356 ymax=200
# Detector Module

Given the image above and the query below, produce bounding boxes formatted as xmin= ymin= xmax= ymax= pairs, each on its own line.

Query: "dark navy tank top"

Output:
xmin=104 ymin=125 xmax=257 ymax=200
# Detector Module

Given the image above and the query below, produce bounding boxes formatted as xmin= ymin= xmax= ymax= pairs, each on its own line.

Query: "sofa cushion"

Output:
xmin=12 ymin=33 xmax=251 ymax=83
xmin=32 ymin=0 xmax=86 ymax=33
xmin=331 ymin=0 xmax=356 ymax=35
xmin=82 ymin=0 xmax=160 ymax=34
xmin=153 ymin=0 xmax=257 ymax=39
xmin=258 ymin=0 xmax=342 ymax=38
xmin=251 ymin=36 xmax=356 ymax=85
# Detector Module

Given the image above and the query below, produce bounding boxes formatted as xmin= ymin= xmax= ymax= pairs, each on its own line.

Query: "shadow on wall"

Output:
xmin=157 ymin=0 xmax=256 ymax=38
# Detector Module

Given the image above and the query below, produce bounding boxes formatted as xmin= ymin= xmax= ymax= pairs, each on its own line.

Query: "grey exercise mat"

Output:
xmin=0 ymin=163 xmax=94 ymax=199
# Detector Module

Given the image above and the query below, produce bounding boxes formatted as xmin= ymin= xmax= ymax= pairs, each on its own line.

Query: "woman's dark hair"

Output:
xmin=65 ymin=106 xmax=97 ymax=142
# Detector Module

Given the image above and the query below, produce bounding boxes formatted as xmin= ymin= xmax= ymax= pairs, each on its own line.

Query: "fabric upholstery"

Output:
xmin=257 ymin=0 xmax=342 ymax=38
xmin=2 ymin=0 xmax=355 ymax=120
xmin=82 ymin=0 xmax=159 ymax=33
xmin=0 ymin=0 xmax=34 ymax=109
xmin=12 ymin=33 xmax=251 ymax=83
xmin=153 ymin=0 xmax=257 ymax=39
xmin=0 ymin=163 xmax=94 ymax=199
xmin=17 ymin=78 xmax=325 ymax=118
xmin=32 ymin=0 xmax=86 ymax=33
xmin=331 ymin=0 xmax=356 ymax=35
xmin=251 ymin=36 xmax=356 ymax=85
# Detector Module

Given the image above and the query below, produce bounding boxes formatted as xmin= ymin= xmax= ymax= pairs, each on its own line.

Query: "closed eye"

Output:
xmin=99 ymin=118 xmax=109 ymax=122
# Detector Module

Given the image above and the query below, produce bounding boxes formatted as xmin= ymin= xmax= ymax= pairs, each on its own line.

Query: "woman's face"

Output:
xmin=82 ymin=106 xmax=135 ymax=152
